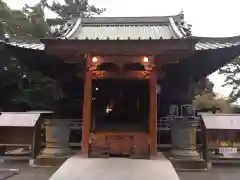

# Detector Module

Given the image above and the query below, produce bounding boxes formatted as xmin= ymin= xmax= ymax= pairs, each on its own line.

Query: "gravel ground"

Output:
xmin=0 ymin=161 xmax=240 ymax=180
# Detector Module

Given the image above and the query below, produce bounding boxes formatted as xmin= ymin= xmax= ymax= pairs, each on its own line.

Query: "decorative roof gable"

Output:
xmin=65 ymin=14 xmax=188 ymax=40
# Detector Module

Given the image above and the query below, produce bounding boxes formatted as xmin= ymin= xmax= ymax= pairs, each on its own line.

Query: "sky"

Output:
xmin=4 ymin=0 xmax=240 ymax=98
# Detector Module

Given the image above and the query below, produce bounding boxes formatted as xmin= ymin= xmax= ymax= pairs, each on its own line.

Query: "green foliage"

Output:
xmin=193 ymin=93 xmax=231 ymax=113
xmin=194 ymin=77 xmax=215 ymax=97
xmin=43 ymin=0 xmax=106 ymax=36
xmin=11 ymin=71 xmax=56 ymax=110
xmin=219 ymin=56 xmax=240 ymax=103
xmin=0 ymin=0 xmax=14 ymax=37
xmin=45 ymin=0 xmax=105 ymax=20
xmin=193 ymin=78 xmax=231 ymax=113
xmin=0 ymin=53 xmax=56 ymax=111
xmin=0 ymin=0 xmax=53 ymax=111
xmin=0 ymin=0 xmax=50 ymax=39
xmin=22 ymin=2 xmax=50 ymax=38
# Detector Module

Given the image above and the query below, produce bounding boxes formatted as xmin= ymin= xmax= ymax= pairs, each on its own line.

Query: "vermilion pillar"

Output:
xmin=149 ymin=69 xmax=157 ymax=156
xmin=82 ymin=64 xmax=92 ymax=154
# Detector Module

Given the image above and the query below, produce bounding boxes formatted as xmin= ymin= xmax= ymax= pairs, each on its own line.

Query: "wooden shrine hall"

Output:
xmin=1 ymin=12 xmax=240 ymax=165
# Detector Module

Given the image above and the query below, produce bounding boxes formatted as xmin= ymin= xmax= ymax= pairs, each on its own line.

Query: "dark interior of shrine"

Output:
xmin=91 ymin=79 xmax=149 ymax=132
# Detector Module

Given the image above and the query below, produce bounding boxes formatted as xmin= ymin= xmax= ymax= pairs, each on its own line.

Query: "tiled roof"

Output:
xmin=72 ymin=15 xmax=186 ymax=40
xmin=8 ymin=41 xmax=44 ymax=50
xmin=1 ymin=14 xmax=240 ymax=52
xmin=195 ymin=36 xmax=240 ymax=50
xmin=76 ymin=24 xmax=177 ymax=40
xmin=202 ymin=114 xmax=240 ymax=130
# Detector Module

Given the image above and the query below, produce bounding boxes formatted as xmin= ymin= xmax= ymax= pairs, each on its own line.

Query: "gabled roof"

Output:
xmin=2 ymin=13 xmax=240 ymax=52
xmin=65 ymin=14 xmax=188 ymax=40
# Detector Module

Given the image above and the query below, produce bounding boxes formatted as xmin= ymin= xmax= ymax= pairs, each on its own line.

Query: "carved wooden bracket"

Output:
xmin=87 ymin=55 xmax=156 ymax=71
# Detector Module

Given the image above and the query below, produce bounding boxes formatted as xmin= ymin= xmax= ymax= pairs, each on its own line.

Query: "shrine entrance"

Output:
xmin=81 ymin=56 xmax=157 ymax=158
xmin=91 ymin=79 xmax=149 ymax=133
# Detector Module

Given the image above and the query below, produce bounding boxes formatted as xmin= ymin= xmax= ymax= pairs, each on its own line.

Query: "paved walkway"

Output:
xmin=1 ymin=159 xmax=240 ymax=180
xmin=50 ymin=154 xmax=180 ymax=180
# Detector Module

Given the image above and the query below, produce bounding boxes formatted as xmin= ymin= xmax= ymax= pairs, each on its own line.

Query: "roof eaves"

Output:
xmin=169 ymin=17 xmax=184 ymax=39
xmin=195 ymin=35 xmax=240 ymax=50
xmin=60 ymin=18 xmax=82 ymax=39
xmin=3 ymin=41 xmax=45 ymax=50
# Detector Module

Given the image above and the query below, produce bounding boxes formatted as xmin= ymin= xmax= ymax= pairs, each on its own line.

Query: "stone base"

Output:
xmin=30 ymin=155 xmax=70 ymax=167
xmin=168 ymin=157 xmax=208 ymax=171
xmin=41 ymin=147 xmax=72 ymax=157
xmin=171 ymin=149 xmax=200 ymax=159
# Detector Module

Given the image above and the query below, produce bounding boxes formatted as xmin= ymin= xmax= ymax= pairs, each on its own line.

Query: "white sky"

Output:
xmin=4 ymin=0 xmax=240 ymax=97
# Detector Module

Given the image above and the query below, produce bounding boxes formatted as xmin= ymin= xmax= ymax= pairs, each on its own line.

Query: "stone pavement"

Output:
xmin=1 ymin=160 xmax=240 ymax=180
xmin=50 ymin=154 xmax=180 ymax=180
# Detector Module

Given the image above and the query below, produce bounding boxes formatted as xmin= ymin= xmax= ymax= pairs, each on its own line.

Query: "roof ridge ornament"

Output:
xmin=179 ymin=11 xmax=184 ymax=20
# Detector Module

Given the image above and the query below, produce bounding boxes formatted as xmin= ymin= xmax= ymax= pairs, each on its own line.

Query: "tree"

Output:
xmin=0 ymin=0 xmax=15 ymax=39
xmin=10 ymin=71 xmax=56 ymax=110
xmin=22 ymin=2 xmax=50 ymax=38
xmin=219 ymin=56 xmax=240 ymax=103
xmin=193 ymin=93 xmax=231 ymax=113
xmin=0 ymin=1 xmax=52 ymax=111
xmin=43 ymin=0 xmax=106 ymax=36
xmin=192 ymin=78 xmax=231 ymax=113
xmin=194 ymin=77 xmax=215 ymax=97
xmin=45 ymin=0 xmax=105 ymax=19
xmin=0 ymin=0 xmax=50 ymax=39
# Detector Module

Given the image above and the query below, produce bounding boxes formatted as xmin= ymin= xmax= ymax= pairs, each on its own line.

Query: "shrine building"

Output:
xmin=1 ymin=13 xmax=240 ymax=169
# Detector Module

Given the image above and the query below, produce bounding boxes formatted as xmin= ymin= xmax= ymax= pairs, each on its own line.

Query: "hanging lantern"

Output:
xmin=143 ymin=56 xmax=149 ymax=63
xmin=92 ymin=56 xmax=98 ymax=63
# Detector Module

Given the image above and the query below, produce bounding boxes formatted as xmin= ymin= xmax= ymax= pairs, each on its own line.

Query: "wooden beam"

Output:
xmin=149 ymin=69 xmax=157 ymax=156
xmin=44 ymin=39 xmax=197 ymax=56
xmin=91 ymin=71 xmax=150 ymax=79
xmin=81 ymin=57 xmax=92 ymax=154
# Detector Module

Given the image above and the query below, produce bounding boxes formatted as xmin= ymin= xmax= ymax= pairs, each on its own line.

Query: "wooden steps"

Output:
xmin=88 ymin=145 xmax=109 ymax=158
xmin=88 ymin=132 xmax=150 ymax=159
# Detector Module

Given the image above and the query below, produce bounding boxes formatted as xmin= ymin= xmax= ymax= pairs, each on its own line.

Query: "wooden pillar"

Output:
xmin=149 ymin=69 xmax=157 ymax=156
xmin=82 ymin=64 xmax=92 ymax=154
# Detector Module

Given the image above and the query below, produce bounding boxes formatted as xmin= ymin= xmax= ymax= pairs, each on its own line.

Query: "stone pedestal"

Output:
xmin=31 ymin=119 xmax=72 ymax=167
xmin=168 ymin=116 xmax=208 ymax=171
xmin=171 ymin=117 xmax=200 ymax=159
xmin=41 ymin=119 xmax=71 ymax=157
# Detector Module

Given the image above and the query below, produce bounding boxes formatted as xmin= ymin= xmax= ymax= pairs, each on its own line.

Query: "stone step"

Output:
xmin=30 ymin=156 xmax=69 ymax=167
xmin=131 ymin=155 xmax=150 ymax=159
xmin=89 ymin=145 xmax=110 ymax=158
xmin=88 ymin=153 xmax=109 ymax=158
xmin=168 ymin=157 xmax=208 ymax=171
